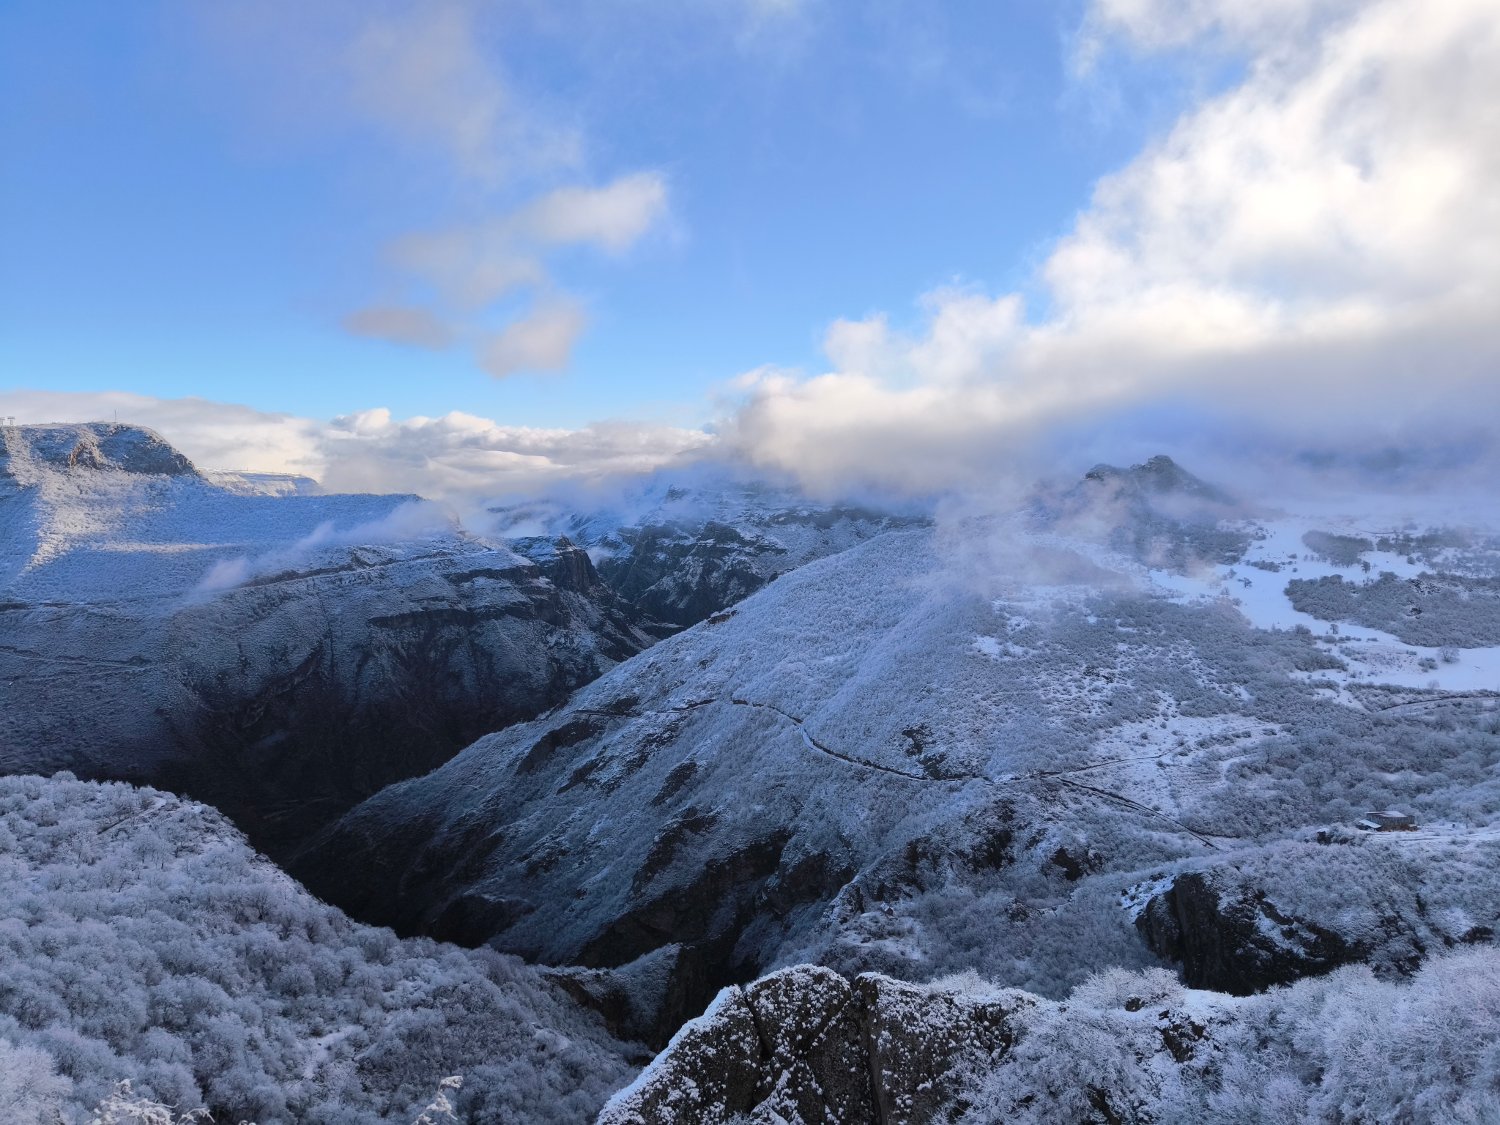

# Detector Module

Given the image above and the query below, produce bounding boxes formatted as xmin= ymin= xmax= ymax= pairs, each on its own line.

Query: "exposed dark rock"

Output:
xmin=510 ymin=535 xmax=611 ymax=595
xmin=589 ymin=836 xmax=779 ymax=964
xmin=599 ymin=520 xmax=778 ymax=634
xmin=557 ymin=501 xmax=926 ymax=636
xmin=547 ymin=943 xmax=730 ymax=1052
xmin=1137 ymin=871 xmax=1360 ymax=993
xmin=520 ymin=717 xmax=611 ymax=776
xmin=597 ymin=966 xmax=1025 ymax=1125
xmin=1049 ymin=844 xmax=1094 ymax=882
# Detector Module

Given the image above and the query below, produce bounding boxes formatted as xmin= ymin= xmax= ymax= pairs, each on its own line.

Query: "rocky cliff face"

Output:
xmin=1135 ymin=871 xmax=1359 ymax=993
xmin=597 ymin=965 xmax=1024 ymax=1125
xmin=1134 ymin=836 xmax=1500 ymax=994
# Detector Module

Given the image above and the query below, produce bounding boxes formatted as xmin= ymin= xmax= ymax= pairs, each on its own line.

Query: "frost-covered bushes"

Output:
xmin=1301 ymin=530 xmax=1373 ymax=567
xmin=87 ymin=1080 xmax=212 ymax=1124
xmin=1287 ymin=571 xmax=1500 ymax=647
xmin=0 ymin=775 xmax=634 ymax=1124
xmin=0 ymin=1037 xmax=71 ymax=1124
xmin=951 ymin=947 xmax=1500 ymax=1123
xmin=1196 ymin=713 xmax=1500 ymax=836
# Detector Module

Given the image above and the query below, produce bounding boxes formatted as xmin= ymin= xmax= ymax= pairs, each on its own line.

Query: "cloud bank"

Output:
xmin=0 ymin=390 xmax=711 ymax=508
xmin=721 ymin=0 xmax=1500 ymax=493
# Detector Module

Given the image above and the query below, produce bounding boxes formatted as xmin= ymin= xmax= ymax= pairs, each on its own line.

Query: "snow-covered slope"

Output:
xmin=0 ymin=773 xmax=635 ymax=1124
xmin=0 ymin=423 xmax=649 ymax=848
xmin=300 ymin=457 xmax=1500 ymax=1051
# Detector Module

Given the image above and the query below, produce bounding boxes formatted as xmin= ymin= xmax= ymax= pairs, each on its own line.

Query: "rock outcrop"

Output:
xmin=1135 ymin=870 xmax=1359 ymax=993
xmin=596 ymin=966 xmax=1023 ymax=1125
xmin=493 ymin=482 xmax=926 ymax=636
xmin=1047 ymin=454 xmax=1250 ymax=570
xmin=1134 ymin=841 xmax=1500 ymax=994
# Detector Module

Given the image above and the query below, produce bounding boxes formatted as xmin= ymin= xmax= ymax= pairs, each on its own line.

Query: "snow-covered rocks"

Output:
xmin=2 ymin=422 xmax=196 ymax=479
xmin=603 ymin=950 xmax=1500 ymax=1124
xmin=597 ymin=966 xmax=1024 ymax=1125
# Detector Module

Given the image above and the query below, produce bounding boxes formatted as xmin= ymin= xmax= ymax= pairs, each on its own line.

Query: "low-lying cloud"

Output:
xmin=195 ymin=500 xmax=455 ymax=592
xmin=0 ymin=390 xmax=713 ymax=509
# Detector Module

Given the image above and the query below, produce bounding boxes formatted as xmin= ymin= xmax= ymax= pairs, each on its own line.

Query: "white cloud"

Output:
xmin=0 ymin=390 xmax=712 ymax=507
xmin=384 ymin=171 xmax=670 ymax=323
xmin=719 ymin=0 xmax=1500 ymax=494
xmin=517 ymin=173 xmax=671 ymax=252
xmin=344 ymin=3 xmax=517 ymax=183
xmin=319 ymin=407 xmax=713 ymax=500
xmin=1077 ymin=0 xmax=1364 ymax=61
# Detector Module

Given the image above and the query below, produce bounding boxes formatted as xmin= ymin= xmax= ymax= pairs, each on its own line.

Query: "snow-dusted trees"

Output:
xmin=0 ymin=775 xmax=633 ymax=1124
xmin=952 ymin=948 xmax=1500 ymax=1123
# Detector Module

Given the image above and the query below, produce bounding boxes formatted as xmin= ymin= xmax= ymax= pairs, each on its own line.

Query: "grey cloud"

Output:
xmin=341 ymin=305 xmax=455 ymax=349
xmin=479 ymin=300 xmax=588 ymax=378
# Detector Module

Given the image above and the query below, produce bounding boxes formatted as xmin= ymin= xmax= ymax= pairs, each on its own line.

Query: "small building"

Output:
xmin=1356 ymin=809 xmax=1415 ymax=831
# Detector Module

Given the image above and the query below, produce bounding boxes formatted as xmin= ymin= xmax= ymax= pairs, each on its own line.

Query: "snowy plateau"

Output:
xmin=3 ymin=422 xmax=1500 ymax=1123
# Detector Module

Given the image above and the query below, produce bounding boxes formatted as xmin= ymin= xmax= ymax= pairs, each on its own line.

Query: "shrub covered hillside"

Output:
xmin=0 ymin=774 xmax=636 ymax=1124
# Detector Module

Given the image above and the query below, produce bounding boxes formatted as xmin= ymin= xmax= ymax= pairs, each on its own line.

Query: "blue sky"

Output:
xmin=1 ymin=0 xmax=1209 ymax=426
xmin=2 ymin=1 xmax=1496 ymax=500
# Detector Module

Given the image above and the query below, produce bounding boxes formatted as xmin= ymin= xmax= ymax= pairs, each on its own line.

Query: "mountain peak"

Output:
xmin=1083 ymin=453 xmax=1229 ymax=503
xmin=2 ymin=422 xmax=199 ymax=480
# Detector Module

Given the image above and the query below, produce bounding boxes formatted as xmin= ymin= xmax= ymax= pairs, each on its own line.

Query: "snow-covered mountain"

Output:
xmin=492 ymin=478 xmax=927 ymax=636
xmin=0 ymin=423 xmax=649 ymax=848
xmin=7 ymin=432 xmax=1500 ymax=1121
xmin=297 ymin=456 xmax=1500 ymax=1059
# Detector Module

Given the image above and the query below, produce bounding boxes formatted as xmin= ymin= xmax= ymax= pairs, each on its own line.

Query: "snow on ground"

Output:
xmin=1145 ymin=512 xmax=1500 ymax=696
xmin=1063 ymin=712 xmax=1280 ymax=816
